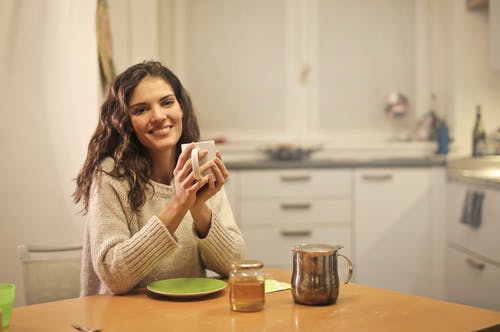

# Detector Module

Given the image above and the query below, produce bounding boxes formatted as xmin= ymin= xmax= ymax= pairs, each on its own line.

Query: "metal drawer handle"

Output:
xmin=280 ymin=203 xmax=312 ymax=210
xmin=280 ymin=175 xmax=311 ymax=182
xmin=362 ymin=174 xmax=393 ymax=181
xmin=466 ymin=257 xmax=486 ymax=270
xmin=280 ymin=230 xmax=312 ymax=237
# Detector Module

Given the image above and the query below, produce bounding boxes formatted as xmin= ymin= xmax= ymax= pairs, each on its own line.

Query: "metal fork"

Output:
xmin=70 ymin=323 xmax=102 ymax=332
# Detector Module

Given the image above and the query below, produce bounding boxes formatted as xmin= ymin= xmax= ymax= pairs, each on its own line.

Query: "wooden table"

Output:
xmin=8 ymin=268 xmax=500 ymax=331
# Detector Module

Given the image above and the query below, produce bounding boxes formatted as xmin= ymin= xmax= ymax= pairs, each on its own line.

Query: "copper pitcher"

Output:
xmin=291 ymin=244 xmax=353 ymax=306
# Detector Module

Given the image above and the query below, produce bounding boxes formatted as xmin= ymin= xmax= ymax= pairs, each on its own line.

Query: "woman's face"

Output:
xmin=129 ymin=76 xmax=183 ymax=158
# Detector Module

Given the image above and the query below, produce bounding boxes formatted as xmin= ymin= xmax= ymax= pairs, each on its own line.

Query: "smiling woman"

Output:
xmin=73 ymin=61 xmax=245 ymax=296
xmin=128 ymin=76 xmax=184 ymax=164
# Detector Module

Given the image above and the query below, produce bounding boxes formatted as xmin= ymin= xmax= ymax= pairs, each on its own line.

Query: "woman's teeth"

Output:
xmin=150 ymin=126 xmax=172 ymax=136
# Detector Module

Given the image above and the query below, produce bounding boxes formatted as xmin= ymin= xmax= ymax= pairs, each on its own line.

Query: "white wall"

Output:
xmin=0 ymin=0 xmax=99 ymax=306
xmin=449 ymin=1 xmax=500 ymax=156
xmin=107 ymin=0 xmax=162 ymax=73
xmin=428 ymin=0 xmax=500 ymax=157
xmin=110 ymin=0 xmax=500 ymax=156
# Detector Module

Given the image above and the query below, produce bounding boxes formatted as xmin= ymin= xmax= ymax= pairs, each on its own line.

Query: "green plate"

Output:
xmin=147 ymin=278 xmax=227 ymax=298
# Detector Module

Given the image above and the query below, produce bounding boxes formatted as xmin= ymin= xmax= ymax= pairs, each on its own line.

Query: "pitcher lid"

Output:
xmin=292 ymin=243 xmax=343 ymax=255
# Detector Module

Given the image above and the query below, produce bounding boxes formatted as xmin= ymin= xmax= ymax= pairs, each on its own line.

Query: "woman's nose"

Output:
xmin=150 ymin=105 xmax=165 ymax=122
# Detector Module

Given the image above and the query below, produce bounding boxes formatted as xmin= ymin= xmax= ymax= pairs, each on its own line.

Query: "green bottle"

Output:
xmin=472 ymin=105 xmax=487 ymax=156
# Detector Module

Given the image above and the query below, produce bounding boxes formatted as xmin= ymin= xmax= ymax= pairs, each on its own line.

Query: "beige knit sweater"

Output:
xmin=80 ymin=158 xmax=245 ymax=296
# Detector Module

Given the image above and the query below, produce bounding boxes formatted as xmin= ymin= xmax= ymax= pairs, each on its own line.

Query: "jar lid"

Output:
xmin=231 ymin=259 xmax=264 ymax=269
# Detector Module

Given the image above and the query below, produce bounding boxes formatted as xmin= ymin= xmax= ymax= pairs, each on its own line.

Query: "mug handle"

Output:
xmin=338 ymin=253 xmax=353 ymax=284
xmin=191 ymin=148 xmax=202 ymax=180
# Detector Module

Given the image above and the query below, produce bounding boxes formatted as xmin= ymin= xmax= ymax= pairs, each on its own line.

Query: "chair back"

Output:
xmin=18 ymin=244 xmax=82 ymax=305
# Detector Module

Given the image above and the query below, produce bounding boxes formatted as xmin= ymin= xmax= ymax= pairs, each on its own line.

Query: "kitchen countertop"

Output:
xmin=447 ymin=156 xmax=500 ymax=189
xmin=9 ymin=268 xmax=500 ymax=332
xmin=226 ymin=156 xmax=447 ymax=170
xmin=224 ymin=154 xmax=500 ymax=189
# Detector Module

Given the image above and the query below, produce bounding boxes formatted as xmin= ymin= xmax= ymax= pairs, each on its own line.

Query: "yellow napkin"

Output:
xmin=265 ymin=279 xmax=291 ymax=293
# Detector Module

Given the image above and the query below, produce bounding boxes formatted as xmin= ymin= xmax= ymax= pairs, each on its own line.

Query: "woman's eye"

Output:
xmin=161 ymin=99 xmax=175 ymax=107
xmin=131 ymin=107 xmax=146 ymax=115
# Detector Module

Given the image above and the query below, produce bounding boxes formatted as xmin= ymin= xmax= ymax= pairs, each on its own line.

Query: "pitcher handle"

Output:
xmin=338 ymin=253 xmax=353 ymax=284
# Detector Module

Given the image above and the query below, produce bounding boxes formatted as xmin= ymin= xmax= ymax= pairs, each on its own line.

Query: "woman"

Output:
xmin=73 ymin=60 xmax=245 ymax=295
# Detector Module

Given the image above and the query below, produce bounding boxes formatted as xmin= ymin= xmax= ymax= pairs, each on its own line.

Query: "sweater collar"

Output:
xmin=149 ymin=179 xmax=174 ymax=197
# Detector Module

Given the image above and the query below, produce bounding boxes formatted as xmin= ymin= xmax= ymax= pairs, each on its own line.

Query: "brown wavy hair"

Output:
xmin=73 ymin=60 xmax=200 ymax=213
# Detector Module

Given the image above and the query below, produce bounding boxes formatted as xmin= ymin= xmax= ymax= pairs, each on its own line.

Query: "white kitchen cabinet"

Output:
xmin=445 ymin=244 xmax=500 ymax=311
xmin=354 ymin=168 xmax=436 ymax=297
xmin=233 ymin=169 xmax=353 ymax=272
xmin=173 ymin=0 xmax=422 ymax=142
xmin=180 ymin=0 xmax=290 ymax=141
xmin=447 ymin=181 xmax=500 ymax=264
xmin=315 ymin=0 xmax=417 ymax=137
xmin=445 ymin=178 xmax=500 ymax=310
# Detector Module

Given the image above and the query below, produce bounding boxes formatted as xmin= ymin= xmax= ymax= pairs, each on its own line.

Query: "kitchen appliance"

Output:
xmin=445 ymin=157 xmax=500 ymax=310
xmin=263 ymin=144 xmax=322 ymax=161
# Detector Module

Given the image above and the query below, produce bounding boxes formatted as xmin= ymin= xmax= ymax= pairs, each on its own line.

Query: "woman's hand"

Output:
xmin=171 ymin=143 xmax=211 ymax=211
xmin=191 ymin=150 xmax=229 ymax=209
xmin=189 ymin=150 xmax=229 ymax=237
xmin=157 ymin=143 xmax=213 ymax=235
xmin=170 ymin=145 xmax=229 ymax=237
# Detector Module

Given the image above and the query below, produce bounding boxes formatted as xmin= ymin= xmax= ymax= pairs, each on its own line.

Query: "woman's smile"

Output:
xmin=149 ymin=124 xmax=173 ymax=136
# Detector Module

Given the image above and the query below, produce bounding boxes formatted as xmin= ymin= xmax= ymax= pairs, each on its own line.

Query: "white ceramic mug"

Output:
xmin=181 ymin=140 xmax=216 ymax=180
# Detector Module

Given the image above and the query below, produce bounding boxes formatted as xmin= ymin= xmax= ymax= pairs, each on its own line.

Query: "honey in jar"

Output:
xmin=229 ymin=260 xmax=265 ymax=312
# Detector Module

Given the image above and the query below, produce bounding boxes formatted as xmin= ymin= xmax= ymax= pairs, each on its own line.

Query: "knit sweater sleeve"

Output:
xmin=196 ymin=188 xmax=246 ymax=276
xmin=86 ymin=172 xmax=179 ymax=295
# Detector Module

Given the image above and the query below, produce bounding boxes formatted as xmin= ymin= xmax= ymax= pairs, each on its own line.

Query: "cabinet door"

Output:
xmin=182 ymin=0 xmax=289 ymax=140
xmin=174 ymin=1 xmax=421 ymax=142
xmin=237 ymin=168 xmax=353 ymax=278
xmin=314 ymin=0 xmax=417 ymax=138
xmin=240 ymin=198 xmax=351 ymax=226
xmin=239 ymin=169 xmax=352 ymax=199
xmin=354 ymin=168 xmax=432 ymax=296
xmin=445 ymin=245 xmax=500 ymax=311
xmin=448 ymin=181 xmax=500 ymax=263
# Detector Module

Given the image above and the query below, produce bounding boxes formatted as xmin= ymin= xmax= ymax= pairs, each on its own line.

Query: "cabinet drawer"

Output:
xmin=242 ymin=225 xmax=352 ymax=270
xmin=240 ymin=198 xmax=351 ymax=226
xmin=448 ymin=182 xmax=500 ymax=263
xmin=445 ymin=245 xmax=500 ymax=311
xmin=240 ymin=169 xmax=352 ymax=198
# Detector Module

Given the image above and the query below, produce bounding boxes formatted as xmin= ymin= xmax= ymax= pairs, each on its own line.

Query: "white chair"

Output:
xmin=18 ymin=244 xmax=82 ymax=305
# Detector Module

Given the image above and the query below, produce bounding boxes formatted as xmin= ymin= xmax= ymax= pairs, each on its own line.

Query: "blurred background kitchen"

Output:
xmin=1 ymin=0 xmax=499 ymax=309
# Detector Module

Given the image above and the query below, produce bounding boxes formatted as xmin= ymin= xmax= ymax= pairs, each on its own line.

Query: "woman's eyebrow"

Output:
xmin=130 ymin=101 xmax=146 ymax=108
xmin=130 ymin=94 xmax=175 ymax=108
xmin=161 ymin=93 xmax=175 ymax=99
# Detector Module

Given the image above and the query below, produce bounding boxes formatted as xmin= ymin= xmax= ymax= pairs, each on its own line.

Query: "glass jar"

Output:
xmin=229 ymin=260 xmax=265 ymax=312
